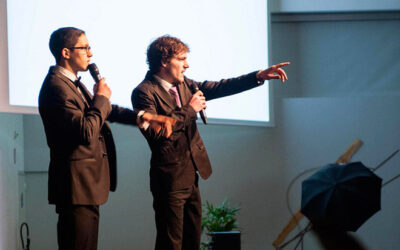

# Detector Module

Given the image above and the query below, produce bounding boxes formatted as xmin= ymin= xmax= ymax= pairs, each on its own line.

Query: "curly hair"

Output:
xmin=49 ymin=27 xmax=85 ymax=63
xmin=147 ymin=35 xmax=190 ymax=74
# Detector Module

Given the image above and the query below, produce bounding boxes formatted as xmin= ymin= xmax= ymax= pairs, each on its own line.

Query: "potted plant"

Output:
xmin=201 ymin=198 xmax=241 ymax=250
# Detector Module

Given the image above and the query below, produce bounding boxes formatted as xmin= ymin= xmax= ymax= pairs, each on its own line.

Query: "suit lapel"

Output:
xmin=151 ymin=76 xmax=177 ymax=110
xmin=77 ymin=81 xmax=93 ymax=105
xmin=53 ymin=70 xmax=90 ymax=108
xmin=176 ymin=82 xmax=189 ymax=107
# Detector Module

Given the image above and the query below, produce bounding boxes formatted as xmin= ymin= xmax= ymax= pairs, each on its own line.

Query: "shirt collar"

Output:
xmin=154 ymin=75 xmax=174 ymax=92
xmin=54 ymin=65 xmax=78 ymax=83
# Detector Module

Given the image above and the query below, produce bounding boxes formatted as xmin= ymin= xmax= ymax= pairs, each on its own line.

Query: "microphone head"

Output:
xmin=190 ymin=83 xmax=200 ymax=93
xmin=88 ymin=63 xmax=99 ymax=75
xmin=87 ymin=63 xmax=101 ymax=82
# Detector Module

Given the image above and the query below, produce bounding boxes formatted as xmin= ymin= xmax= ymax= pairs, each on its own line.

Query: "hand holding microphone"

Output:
xmin=88 ymin=63 xmax=111 ymax=99
xmin=189 ymin=84 xmax=207 ymax=124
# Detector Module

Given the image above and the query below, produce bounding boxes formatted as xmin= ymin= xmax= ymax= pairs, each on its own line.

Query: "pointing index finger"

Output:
xmin=275 ymin=62 xmax=290 ymax=68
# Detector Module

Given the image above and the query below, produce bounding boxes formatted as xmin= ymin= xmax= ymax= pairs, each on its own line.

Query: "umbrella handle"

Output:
xmin=272 ymin=209 xmax=304 ymax=248
xmin=336 ymin=138 xmax=363 ymax=164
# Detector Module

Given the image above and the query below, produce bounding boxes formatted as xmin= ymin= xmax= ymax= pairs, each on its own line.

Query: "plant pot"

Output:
xmin=208 ymin=230 xmax=241 ymax=250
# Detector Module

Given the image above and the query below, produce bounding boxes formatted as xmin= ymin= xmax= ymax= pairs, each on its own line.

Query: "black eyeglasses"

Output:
xmin=69 ymin=46 xmax=91 ymax=53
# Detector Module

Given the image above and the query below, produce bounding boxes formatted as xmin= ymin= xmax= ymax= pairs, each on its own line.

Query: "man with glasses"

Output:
xmin=39 ymin=27 xmax=175 ymax=250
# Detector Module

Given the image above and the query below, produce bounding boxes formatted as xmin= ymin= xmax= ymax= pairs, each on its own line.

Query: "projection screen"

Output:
xmin=4 ymin=0 xmax=270 ymax=125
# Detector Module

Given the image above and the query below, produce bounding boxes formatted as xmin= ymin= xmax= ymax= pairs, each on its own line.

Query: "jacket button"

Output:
xmin=102 ymin=153 xmax=107 ymax=158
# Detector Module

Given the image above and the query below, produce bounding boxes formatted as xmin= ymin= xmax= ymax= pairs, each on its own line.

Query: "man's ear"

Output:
xmin=61 ymin=48 xmax=71 ymax=60
xmin=160 ymin=59 xmax=168 ymax=68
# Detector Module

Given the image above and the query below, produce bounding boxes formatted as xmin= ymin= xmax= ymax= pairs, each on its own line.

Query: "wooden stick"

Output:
xmin=335 ymin=138 xmax=363 ymax=164
xmin=272 ymin=138 xmax=363 ymax=248
xmin=273 ymin=209 xmax=304 ymax=247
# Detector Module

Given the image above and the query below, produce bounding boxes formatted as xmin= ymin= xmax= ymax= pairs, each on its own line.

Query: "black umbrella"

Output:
xmin=301 ymin=161 xmax=382 ymax=232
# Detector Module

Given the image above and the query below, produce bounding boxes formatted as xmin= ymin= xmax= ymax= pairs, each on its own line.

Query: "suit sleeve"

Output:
xmin=131 ymin=85 xmax=197 ymax=141
xmin=190 ymin=71 xmax=261 ymax=101
xmin=107 ymin=105 xmax=138 ymax=125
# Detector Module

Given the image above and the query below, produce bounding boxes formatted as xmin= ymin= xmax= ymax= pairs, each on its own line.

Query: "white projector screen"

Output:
xmin=6 ymin=0 xmax=270 ymax=125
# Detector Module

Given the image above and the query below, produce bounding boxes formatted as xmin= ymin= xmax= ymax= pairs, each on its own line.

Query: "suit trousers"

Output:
xmin=153 ymin=176 xmax=202 ymax=250
xmin=56 ymin=205 xmax=100 ymax=250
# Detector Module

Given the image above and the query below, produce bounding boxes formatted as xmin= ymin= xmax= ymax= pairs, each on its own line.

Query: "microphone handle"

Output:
xmin=191 ymin=85 xmax=207 ymax=124
xmin=199 ymin=106 xmax=207 ymax=125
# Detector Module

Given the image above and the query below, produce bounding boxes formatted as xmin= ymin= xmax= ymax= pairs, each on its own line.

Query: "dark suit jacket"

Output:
xmin=131 ymin=71 xmax=261 ymax=193
xmin=39 ymin=66 xmax=138 ymax=206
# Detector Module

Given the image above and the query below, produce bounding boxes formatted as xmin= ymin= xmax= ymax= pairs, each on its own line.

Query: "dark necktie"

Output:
xmin=169 ymin=86 xmax=182 ymax=108
xmin=74 ymin=77 xmax=92 ymax=105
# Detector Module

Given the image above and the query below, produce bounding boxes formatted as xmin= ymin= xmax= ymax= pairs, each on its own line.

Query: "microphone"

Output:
xmin=88 ymin=63 xmax=101 ymax=83
xmin=190 ymin=84 xmax=207 ymax=124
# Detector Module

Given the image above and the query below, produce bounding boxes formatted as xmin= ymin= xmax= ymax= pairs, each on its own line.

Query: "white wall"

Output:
xmin=0 ymin=0 xmax=9 ymax=113
xmin=0 ymin=113 xmax=25 ymax=250
xmin=270 ymin=0 xmax=400 ymax=12
xmin=279 ymin=97 xmax=400 ymax=249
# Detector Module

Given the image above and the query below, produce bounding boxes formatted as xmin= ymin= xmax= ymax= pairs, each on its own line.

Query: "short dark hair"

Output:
xmin=49 ymin=27 xmax=85 ymax=63
xmin=147 ymin=35 xmax=189 ymax=74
